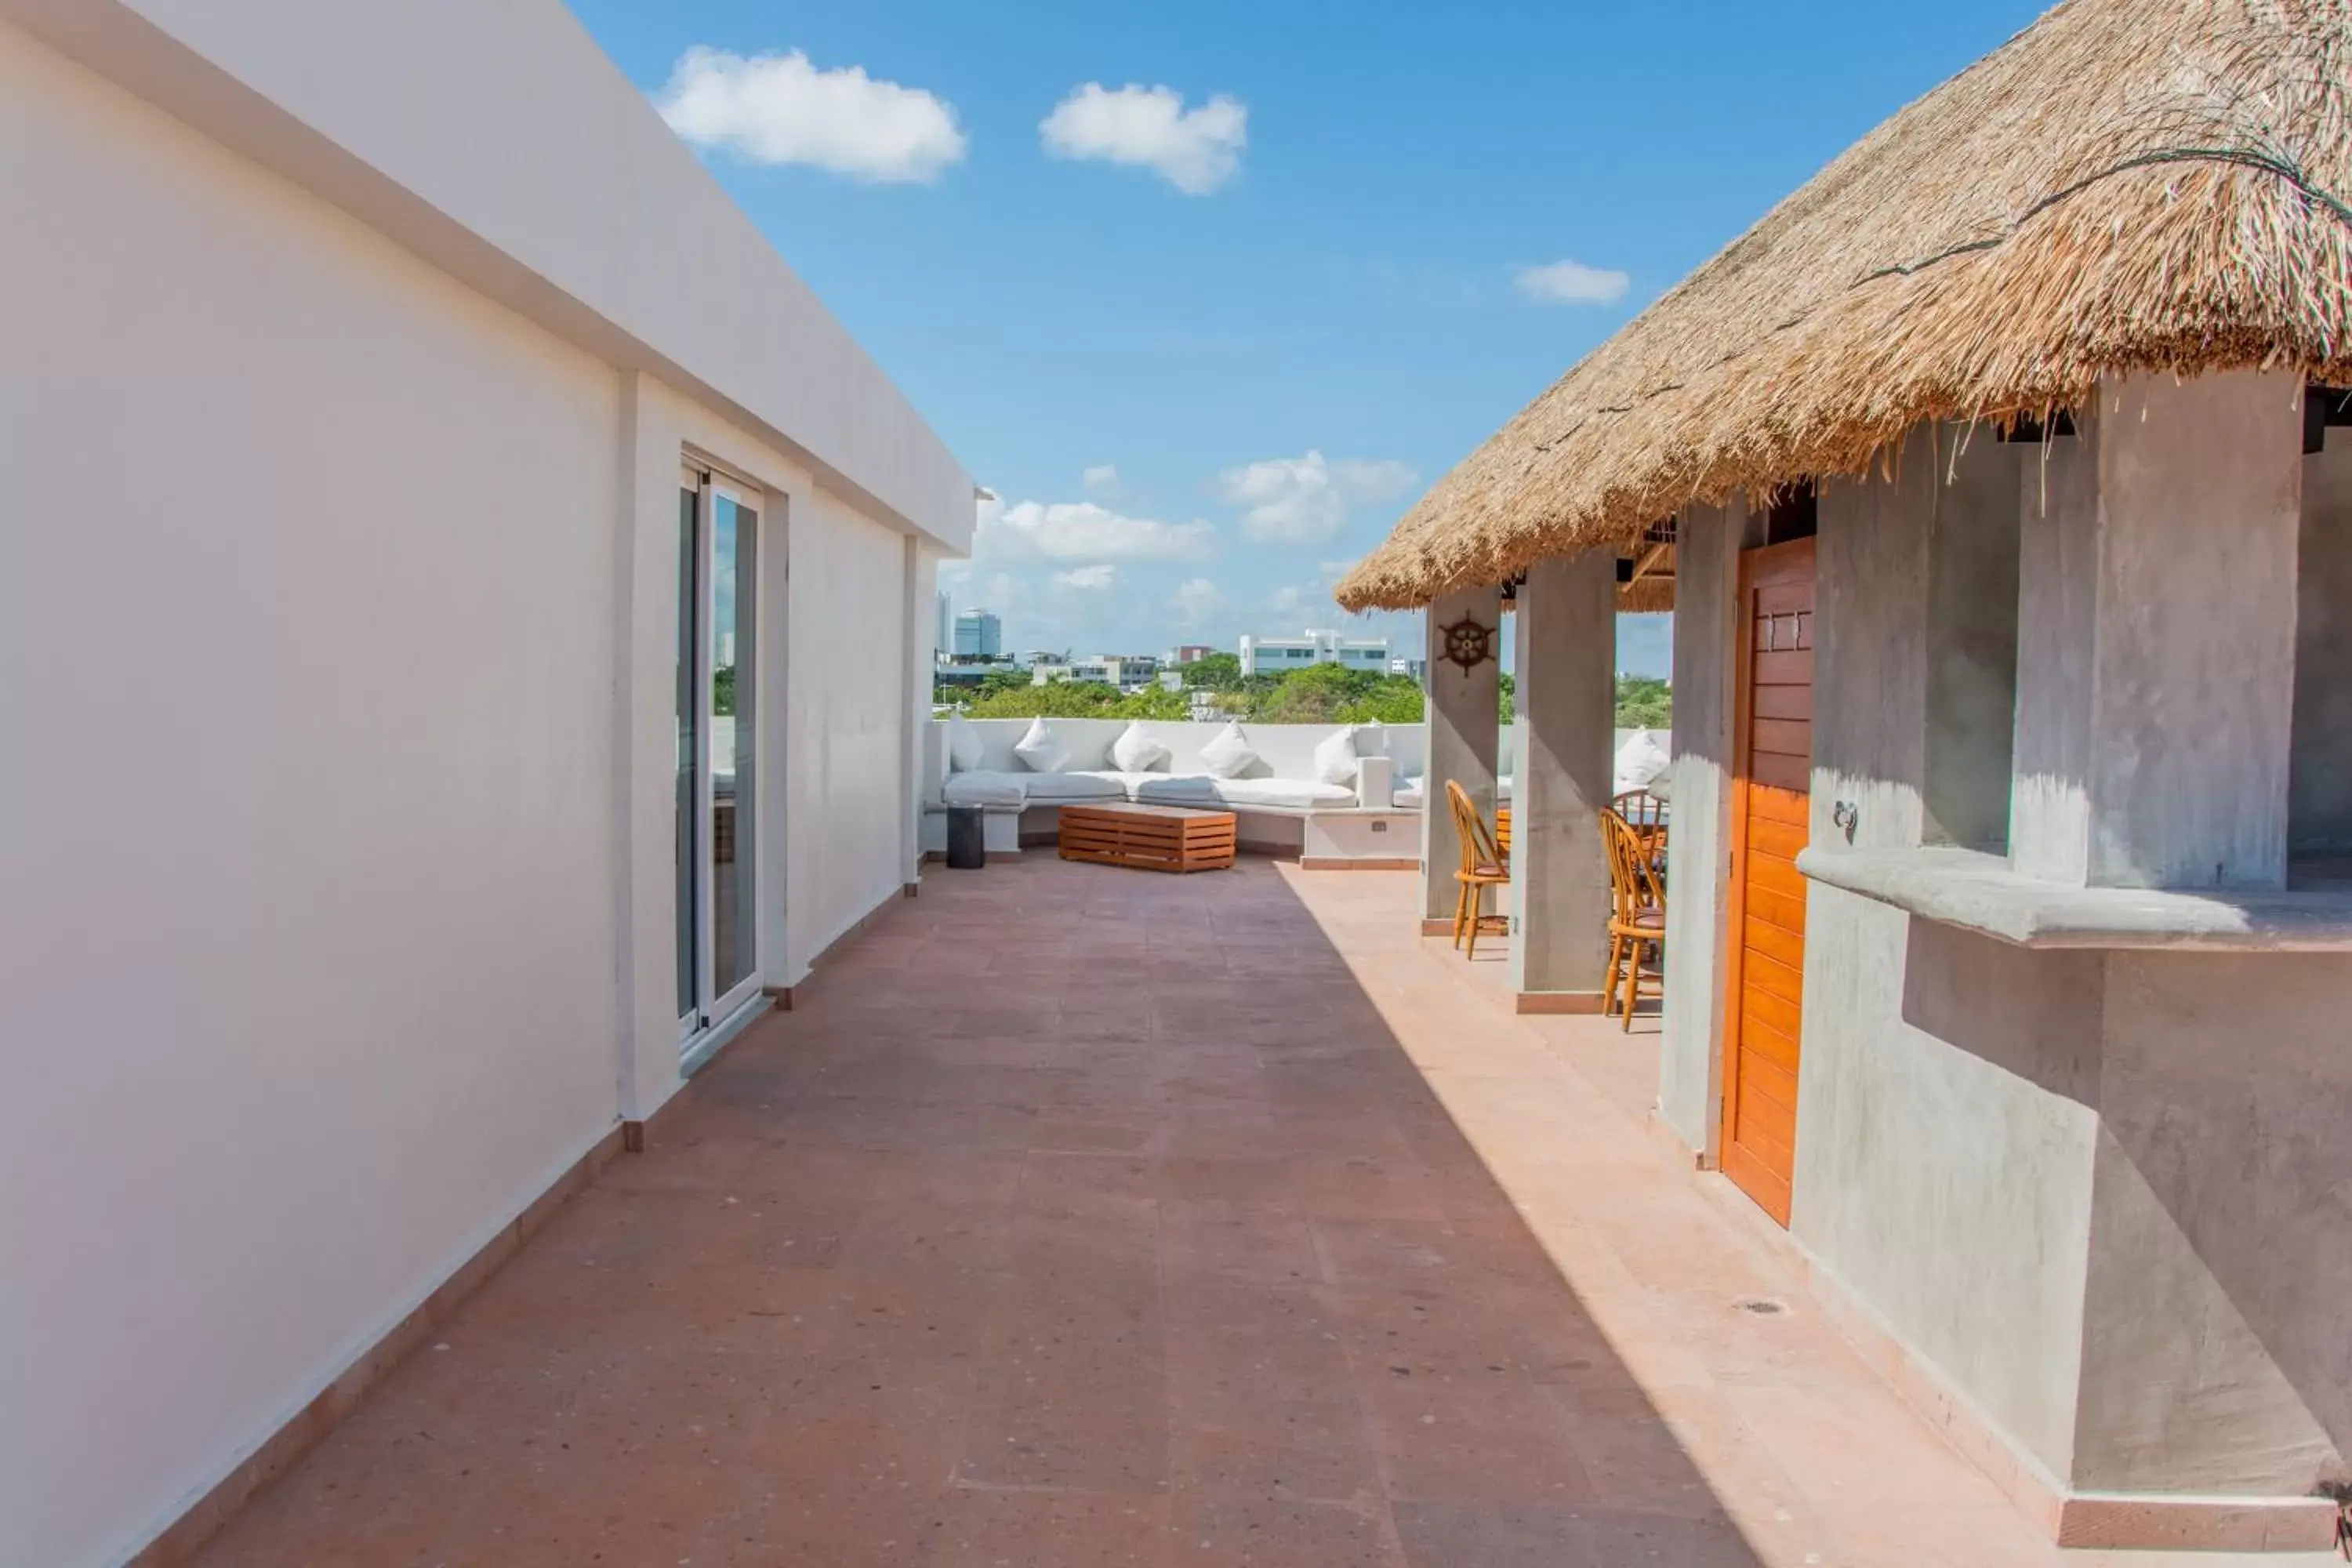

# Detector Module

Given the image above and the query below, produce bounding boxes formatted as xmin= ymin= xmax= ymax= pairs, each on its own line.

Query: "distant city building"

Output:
xmin=1037 ymin=653 xmax=1161 ymax=690
xmin=1238 ymin=630 xmax=1390 ymax=677
xmin=1094 ymin=654 xmax=1161 ymax=688
xmin=935 ymin=590 xmax=952 ymax=660
xmin=934 ymin=658 xmax=1015 ymax=689
xmin=953 ymin=608 xmax=1002 ymax=659
xmin=1169 ymin=644 xmax=1216 ymax=666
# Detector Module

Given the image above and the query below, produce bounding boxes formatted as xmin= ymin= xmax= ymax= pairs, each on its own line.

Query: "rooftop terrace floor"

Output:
xmin=195 ymin=858 xmax=2328 ymax=1566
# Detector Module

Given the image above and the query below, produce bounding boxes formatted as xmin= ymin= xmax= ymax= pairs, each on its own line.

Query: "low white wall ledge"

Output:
xmin=1795 ymin=845 xmax=2352 ymax=951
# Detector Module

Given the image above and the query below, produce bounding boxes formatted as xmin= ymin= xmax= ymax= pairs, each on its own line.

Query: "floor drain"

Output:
xmin=1737 ymin=1298 xmax=1788 ymax=1315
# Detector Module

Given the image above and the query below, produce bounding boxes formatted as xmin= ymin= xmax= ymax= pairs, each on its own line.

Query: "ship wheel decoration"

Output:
xmin=1440 ymin=616 xmax=1495 ymax=670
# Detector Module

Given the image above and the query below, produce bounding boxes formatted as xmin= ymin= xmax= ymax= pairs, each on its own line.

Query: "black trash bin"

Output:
xmin=946 ymin=806 xmax=986 ymax=869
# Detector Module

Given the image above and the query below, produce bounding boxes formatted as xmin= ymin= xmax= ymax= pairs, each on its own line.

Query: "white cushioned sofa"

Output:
xmin=924 ymin=717 xmax=1461 ymax=864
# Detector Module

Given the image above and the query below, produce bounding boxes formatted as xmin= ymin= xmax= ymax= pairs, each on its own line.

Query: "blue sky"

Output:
xmin=568 ymin=0 xmax=2048 ymax=675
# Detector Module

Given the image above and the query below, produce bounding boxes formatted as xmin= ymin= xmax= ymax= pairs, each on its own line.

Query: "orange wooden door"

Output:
xmin=1720 ymin=539 xmax=1814 ymax=1226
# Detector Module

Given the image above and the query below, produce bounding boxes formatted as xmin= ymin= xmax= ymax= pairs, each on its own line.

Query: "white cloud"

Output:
xmin=1040 ymin=84 xmax=1247 ymax=194
xmin=1081 ymin=464 xmax=1121 ymax=498
xmin=1172 ymin=578 xmax=1229 ymax=626
xmin=975 ymin=496 xmax=1215 ymax=562
xmin=1212 ymin=451 xmax=1417 ymax=546
xmin=1515 ymin=259 xmax=1630 ymax=306
xmin=655 ymin=47 xmax=967 ymax=183
xmin=1052 ymin=564 xmax=1120 ymax=591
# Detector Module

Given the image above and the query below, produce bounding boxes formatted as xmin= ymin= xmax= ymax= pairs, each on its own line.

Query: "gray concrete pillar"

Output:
xmin=1507 ymin=551 xmax=1616 ymax=1007
xmin=2010 ymin=372 xmax=2303 ymax=889
xmin=1420 ymin=585 xmax=1503 ymax=926
xmin=1658 ymin=499 xmax=1745 ymax=1157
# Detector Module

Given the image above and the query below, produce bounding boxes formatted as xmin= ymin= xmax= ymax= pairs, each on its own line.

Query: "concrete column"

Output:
xmin=1419 ymin=584 xmax=1503 ymax=927
xmin=1658 ymin=499 xmax=1745 ymax=1156
xmin=1507 ymin=550 xmax=1615 ymax=1008
xmin=614 ymin=374 xmax=688 ymax=1124
xmin=2010 ymin=372 xmax=2303 ymax=889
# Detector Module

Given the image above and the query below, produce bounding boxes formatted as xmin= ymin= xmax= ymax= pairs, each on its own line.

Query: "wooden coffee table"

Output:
xmin=1058 ymin=802 xmax=1237 ymax=873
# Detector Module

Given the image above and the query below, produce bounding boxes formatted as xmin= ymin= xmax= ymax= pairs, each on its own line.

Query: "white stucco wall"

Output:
xmin=0 ymin=13 xmax=962 ymax=1566
xmin=0 ymin=26 xmax=625 ymax=1566
xmin=788 ymin=490 xmax=917 ymax=974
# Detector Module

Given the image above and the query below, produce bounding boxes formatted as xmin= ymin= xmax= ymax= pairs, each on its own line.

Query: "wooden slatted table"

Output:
xmin=1058 ymin=802 xmax=1237 ymax=873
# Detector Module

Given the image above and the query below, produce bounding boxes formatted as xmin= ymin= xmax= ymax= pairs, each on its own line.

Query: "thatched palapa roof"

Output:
xmin=1338 ymin=0 xmax=2352 ymax=612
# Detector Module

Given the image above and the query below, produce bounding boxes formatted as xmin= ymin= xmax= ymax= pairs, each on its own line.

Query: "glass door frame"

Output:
xmin=679 ymin=461 xmax=763 ymax=1049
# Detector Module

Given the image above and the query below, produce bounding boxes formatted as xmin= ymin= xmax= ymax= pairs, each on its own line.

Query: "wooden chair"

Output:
xmin=1600 ymin=807 xmax=1668 ymax=1029
xmin=1444 ymin=780 xmax=1511 ymax=959
xmin=1612 ymin=787 xmax=1668 ymax=851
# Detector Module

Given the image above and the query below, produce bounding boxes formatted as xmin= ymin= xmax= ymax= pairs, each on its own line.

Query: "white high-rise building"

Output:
xmin=935 ymin=590 xmax=952 ymax=660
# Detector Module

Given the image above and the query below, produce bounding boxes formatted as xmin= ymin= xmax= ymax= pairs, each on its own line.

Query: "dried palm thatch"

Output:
xmin=1617 ymin=570 xmax=1675 ymax=614
xmin=1337 ymin=0 xmax=2352 ymax=612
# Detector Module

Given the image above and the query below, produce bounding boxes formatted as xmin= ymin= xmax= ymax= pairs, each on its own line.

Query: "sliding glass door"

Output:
xmin=677 ymin=463 xmax=760 ymax=1045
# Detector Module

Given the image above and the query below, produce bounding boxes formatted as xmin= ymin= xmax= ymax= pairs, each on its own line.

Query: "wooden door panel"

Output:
xmin=1748 ymin=786 xmax=1809 ymax=828
xmin=1741 ymin=946 xmax=1803 ymax=1006
xmin=1743 ymin=985 xmax=1803 ymax=1044
xmin=1737 ymin=1069 xmax=1798 ymax=1146
xmin=1738 ymin=1007 xmax=1802 ymax=1069
xmin=1721 ymin=1144 xmax=1792 ymax=1227
xmin=1747 ymin=885 xmax=1808 ymax=938
xmin=1742 ymin=914 xmax=1806 ymax=971
xmin=1745 ymin=850 xmax=1809 ymax=902
xmin=1722 ymin=537 xmax=1814 ymax=1229
xmin=1748 ymin=817 xmax=1810 ymax=862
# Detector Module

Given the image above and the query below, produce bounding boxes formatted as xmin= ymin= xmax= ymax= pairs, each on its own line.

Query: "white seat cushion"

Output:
xmin=1014 ymin=771 xmax=1127 ymax=804
xmin=1131 ymin=774 xmax=1225 ymax=807
xmin=1080 ymin=771 xmax=1165 ymax=798
xmin=943 ymin=771 xmax=1028 ymax=808
xmin=1207 ymin=776 xmax=1355 ymax=809
xmin=1133 ymin=775 xmax=1351 ymax=810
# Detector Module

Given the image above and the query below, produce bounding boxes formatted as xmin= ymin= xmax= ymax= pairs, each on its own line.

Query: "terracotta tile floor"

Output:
xmin=195 ymin=858 xmax=2332 ymax=1567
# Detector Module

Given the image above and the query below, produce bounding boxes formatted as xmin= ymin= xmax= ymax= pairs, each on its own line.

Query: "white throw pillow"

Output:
xmin=1312 ymin=726 xmax=1361 ymax=786
xmin=1200 ymin=721 xmax=1261 ymax=780
xmin=1613 ymin=728 xmax=1671 ymax=795
xmin=1013 ymin=717 xmax=1073 ymax=773
xmin=946 ymin=713 xmax=985 ymax=772
xmin=1111 ymin=721 xmax=1172 ymax=773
